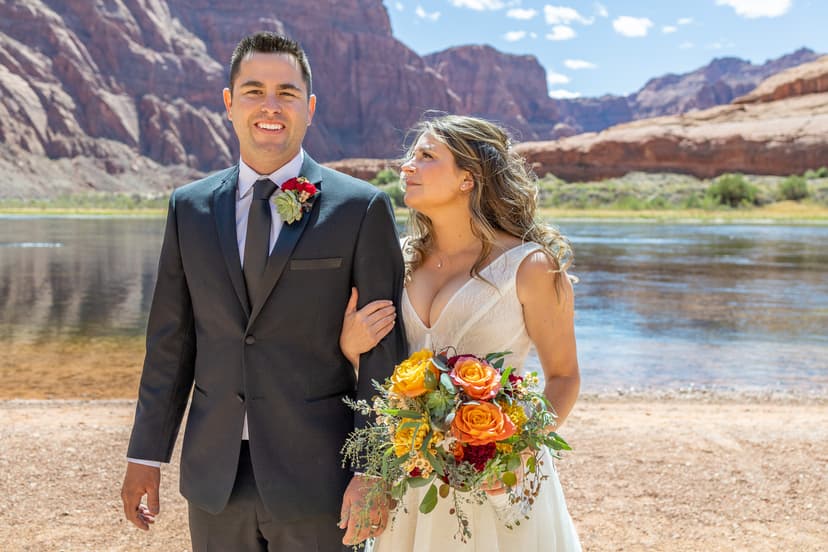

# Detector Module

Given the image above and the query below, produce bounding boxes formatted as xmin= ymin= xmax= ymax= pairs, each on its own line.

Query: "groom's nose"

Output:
xmin=260 ymin=94 xmax=283 ymax=113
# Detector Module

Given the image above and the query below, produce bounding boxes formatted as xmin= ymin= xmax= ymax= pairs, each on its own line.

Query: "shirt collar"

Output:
xmin=237 ymin=149 xmax=305 ymax=199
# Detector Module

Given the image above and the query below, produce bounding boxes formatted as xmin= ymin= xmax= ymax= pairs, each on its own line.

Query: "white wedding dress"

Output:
xmin=372 ymin=242 xmax=581 ymax=552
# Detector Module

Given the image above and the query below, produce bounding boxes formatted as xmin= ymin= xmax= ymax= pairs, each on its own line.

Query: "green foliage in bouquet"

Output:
xmin=342 ymin=348 xmax=571 ymax=542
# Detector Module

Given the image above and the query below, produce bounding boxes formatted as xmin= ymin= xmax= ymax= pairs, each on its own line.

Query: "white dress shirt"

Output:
xmin=128 ymin=150 xmax=305 ymax=467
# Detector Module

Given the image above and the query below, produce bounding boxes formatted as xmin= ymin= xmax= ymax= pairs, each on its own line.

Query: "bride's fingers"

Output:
xmin=357 ymin=300 xmax=394 ymax=320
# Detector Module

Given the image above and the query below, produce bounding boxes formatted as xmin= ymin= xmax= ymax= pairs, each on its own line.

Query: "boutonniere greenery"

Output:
xmin=274 ymin=176 xmax=319 ymax=224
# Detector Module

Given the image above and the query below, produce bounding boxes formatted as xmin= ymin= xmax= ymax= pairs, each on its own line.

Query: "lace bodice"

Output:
xmin=402 ymin=242 xmax=542 ymax=374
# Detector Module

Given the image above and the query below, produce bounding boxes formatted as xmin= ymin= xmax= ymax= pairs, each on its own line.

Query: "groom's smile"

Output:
xmin=223 ymin=52 xmax=316 ymax=175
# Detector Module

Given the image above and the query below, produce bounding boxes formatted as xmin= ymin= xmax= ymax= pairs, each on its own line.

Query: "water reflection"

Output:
xmin=1 ymin=217 xmax=826 ymax=391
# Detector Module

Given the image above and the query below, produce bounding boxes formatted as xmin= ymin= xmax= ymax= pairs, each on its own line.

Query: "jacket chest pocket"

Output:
xmin=289 ymin=257 xmax=343 ymax=270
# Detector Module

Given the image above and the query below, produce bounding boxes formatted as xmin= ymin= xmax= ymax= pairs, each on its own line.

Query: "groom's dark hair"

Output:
xmin=228 ymin=32 xmax=313 ymax=96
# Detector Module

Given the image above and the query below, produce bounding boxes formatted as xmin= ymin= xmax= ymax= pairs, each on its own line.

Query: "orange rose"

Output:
xmin=449 ymin=356 xmax=502 ymax=400
xmin=390 ymin=349 xmax=437 ymax=397
xmin=451 ymin=402 xmax=516 ymax=446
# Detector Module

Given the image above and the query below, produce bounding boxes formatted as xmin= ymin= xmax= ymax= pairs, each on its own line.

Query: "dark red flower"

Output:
xmin=506 ymin=372 xmax=523 ymax=395
xmin=409 ymin=467 xmax=422 ymax=478
xmin=462 ymin=443 xmax=497 ymax=472
xmin=282 ymin=176 xmax=318 ymax=197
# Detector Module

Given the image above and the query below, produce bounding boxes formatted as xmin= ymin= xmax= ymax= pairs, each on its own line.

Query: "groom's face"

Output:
xmin=223 ymin=52 xmax=316 ymax=174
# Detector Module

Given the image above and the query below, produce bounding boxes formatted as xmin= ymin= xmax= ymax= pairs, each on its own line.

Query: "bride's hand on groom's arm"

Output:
xmin=340 ymin=287 xmax=396 ymax=368
xmin=121 ymin=462 xmax=161 ymax=530
xmin=339 ymin=474 xmax=393 ymax=545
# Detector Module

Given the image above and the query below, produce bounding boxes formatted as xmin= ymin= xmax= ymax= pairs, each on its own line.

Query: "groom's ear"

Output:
xmin=306 ymin=93 xmax=317 ymax=127
xmin=222 ymin=88 xmax=233 ymax=120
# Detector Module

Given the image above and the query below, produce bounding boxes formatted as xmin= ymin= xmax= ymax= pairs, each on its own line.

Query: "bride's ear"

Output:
xmin=460 ymin=174 xmax=474 ymax=192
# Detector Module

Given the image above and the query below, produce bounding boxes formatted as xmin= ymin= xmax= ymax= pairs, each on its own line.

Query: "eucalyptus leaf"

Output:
xmin=419 ymin=483 xmax=439 ymax=514
xmin=440 ymin=373 xmax=457 ymax=394
xmin=527 ymin=455 xmax=537 ymax=473
xmin=439 ymin=483 xmax=450 ymax=498
xmin=502 ymin=471 xmax=518 ymax=487
xmin=506 ymin=454 xmax=522 ymax=472
xmin=408 ymin=475 xmax=435 ymax=488
xmin=431 ymin=356 xmax=448 ymax=372
xmin=424 ymin=369 xmax=438 ymax=390
xmin=396 ymin=409 xmax=424 ymax=419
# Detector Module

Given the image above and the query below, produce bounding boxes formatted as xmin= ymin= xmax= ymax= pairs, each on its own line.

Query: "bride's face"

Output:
xmin=400 ymin=132 xmax=472 ymax=213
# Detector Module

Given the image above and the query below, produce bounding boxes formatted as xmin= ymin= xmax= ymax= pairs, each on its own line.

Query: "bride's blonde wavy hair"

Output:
xmin=402 ymin=114 xmax=574 ymax=292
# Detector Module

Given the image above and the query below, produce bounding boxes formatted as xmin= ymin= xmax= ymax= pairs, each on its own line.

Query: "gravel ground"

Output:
xmin=1 ymin=394 xmax=826 ymax=551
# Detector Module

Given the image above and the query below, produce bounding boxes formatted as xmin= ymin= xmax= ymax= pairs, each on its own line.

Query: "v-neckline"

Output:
xmin=403 ymin=242 xmax=532 ymax=330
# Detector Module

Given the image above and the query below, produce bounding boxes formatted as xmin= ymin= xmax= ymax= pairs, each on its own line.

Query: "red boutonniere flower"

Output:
xmin=273 ymin=176 xmax=319 ymax=224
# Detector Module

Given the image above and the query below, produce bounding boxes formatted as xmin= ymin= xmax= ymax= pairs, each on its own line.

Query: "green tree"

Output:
xmin=706 ymin=173 xmax=758 ymax=207
xmin=371 ymin=168 xmax=400 ymax=186
xmin=778 ymin=175 xmax=809 ymax=201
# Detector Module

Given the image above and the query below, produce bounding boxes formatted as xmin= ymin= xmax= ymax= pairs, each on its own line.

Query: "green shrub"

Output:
xmin=778 ymin=176 xmax=809 ymax=201
xmin=706 ymin=173 xmax=758 ymax=207
xmin=371 ymin=168 xmax=400 ymax=187
xmin=804 ymin=166 xmax=828 ymax=179
xmin=378 ymin=183 xmax=405 ymax=208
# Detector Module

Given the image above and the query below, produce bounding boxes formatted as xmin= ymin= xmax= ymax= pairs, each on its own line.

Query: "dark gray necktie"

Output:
xmin=243 ymin=178 xmax=278 ymax=304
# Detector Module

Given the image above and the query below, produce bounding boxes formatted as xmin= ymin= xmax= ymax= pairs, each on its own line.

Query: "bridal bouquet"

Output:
xmin=342 ymin=348 xmax=570 ymax=542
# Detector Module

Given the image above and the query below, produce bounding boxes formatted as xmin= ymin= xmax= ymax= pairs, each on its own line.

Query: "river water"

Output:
xmin=1 ymin=216 xmax=826 ymax=392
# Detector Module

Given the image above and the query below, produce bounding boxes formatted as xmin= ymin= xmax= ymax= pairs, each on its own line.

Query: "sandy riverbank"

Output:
xmin=1 ymin=393 xmax=826 ymax=551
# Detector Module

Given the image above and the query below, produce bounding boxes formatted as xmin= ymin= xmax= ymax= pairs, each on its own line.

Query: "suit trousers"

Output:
xmin=188 ymin=442 xmax=349 ymax=551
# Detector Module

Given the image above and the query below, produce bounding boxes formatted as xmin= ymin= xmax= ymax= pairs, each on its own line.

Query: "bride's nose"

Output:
xmin=400 ymin=160 xmax=415 ymax=174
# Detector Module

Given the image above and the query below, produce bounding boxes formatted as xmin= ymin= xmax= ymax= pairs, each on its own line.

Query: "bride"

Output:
xmin=339 ymin=115 xmax=582 ymax=551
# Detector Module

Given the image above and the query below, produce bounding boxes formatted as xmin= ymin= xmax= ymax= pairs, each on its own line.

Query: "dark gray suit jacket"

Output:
xmin=127 ymin=155 xmax=407 ymax=521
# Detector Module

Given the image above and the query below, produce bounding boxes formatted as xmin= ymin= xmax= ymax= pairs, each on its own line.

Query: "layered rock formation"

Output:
xmin=423 ymin=45 xmax=560 ymax=141
xmin=0 ymin=0 xmax=823 ymax=198
xmin=0 ymin=0 xmax=459 ymax=197
xmin=554 ymin=48 xmax=819 ymax=134
xmin=516 ymin=56 xmax=828 ymax=181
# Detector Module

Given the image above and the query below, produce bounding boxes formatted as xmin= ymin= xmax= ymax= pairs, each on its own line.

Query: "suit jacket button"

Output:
xmin=245 ymin=335 xmax=256 ymax=345
xmin=237 ymin=393 xmax=245 ymax=403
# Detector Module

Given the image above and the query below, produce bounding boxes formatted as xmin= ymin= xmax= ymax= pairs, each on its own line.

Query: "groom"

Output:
xmin=120 ymin=32 xmax=406 ymax=550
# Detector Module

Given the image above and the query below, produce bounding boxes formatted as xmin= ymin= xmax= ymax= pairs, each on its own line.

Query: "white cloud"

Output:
xmin=679 ymin=41 xmax=694 ymax=49
xmin=612 ymin=15 xmax=653 ymax=37
xmin=530 ymin=32 xmax=538 ymax=38
xmin=662 ymin=25 xmax=677 ymax=34
xmin=707 ymin=40 xmax=735 ymax=49
xmin=504 ymin=30 xmax=527 ymax=41
xmin=506 ymin=8 xmax=538 ymax=20
xmin=549 ymin=89 xmax=582 ymax=99
xmin=547 ymin=71 xmax=571 ymax=85
xmin=677 ymin=17 xmax=693 ymax=25
xmin=544 ymin=5 xmax=594 ymax=25
xmin=595 ymin=2 xmax=609 ymax=17
xmin=715 ymin=0 xmax=791 ymax=18
xmin=546 ymin=25 xmax=576 ymax=41
xmin=415 ymin=5 xmax=440 ymax=20
xmin=395 ymin=1 xmax=404 ymax=10
xmin=564 ymin=59 xmax=596 ymax=70
xmin=448 ymin=0 xmax=505 ymax=10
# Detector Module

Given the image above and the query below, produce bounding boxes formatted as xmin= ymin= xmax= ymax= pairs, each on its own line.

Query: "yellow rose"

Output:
xmin=390 ymin=349 xmax=436 ymax=397
xmin=393 ymin=419 xmax=429 ymax=457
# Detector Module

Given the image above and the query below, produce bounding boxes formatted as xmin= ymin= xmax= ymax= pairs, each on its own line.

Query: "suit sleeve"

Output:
xmin=126 ymin=192 xmax=196 ymax=461
xmin=351 ymin=191 xmax=408 ymax=429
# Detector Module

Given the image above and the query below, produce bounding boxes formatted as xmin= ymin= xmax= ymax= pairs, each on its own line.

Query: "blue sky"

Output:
xmin=384 ymin=0 xmax=828 ymax=98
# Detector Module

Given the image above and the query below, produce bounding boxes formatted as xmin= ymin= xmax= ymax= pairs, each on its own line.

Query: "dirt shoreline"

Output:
xmin=1 ymin=394 xmax=826 ymax=551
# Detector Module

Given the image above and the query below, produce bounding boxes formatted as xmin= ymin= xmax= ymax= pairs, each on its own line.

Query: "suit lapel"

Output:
xmin=247 ymin=156 xmax=324 ymax=325
xmin=212 ymin=165 xmax=251 ymax=318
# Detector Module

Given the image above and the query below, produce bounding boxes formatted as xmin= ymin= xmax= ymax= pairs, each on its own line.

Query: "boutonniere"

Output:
xmin=273 ymin=176 xmax=319 ymax=224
